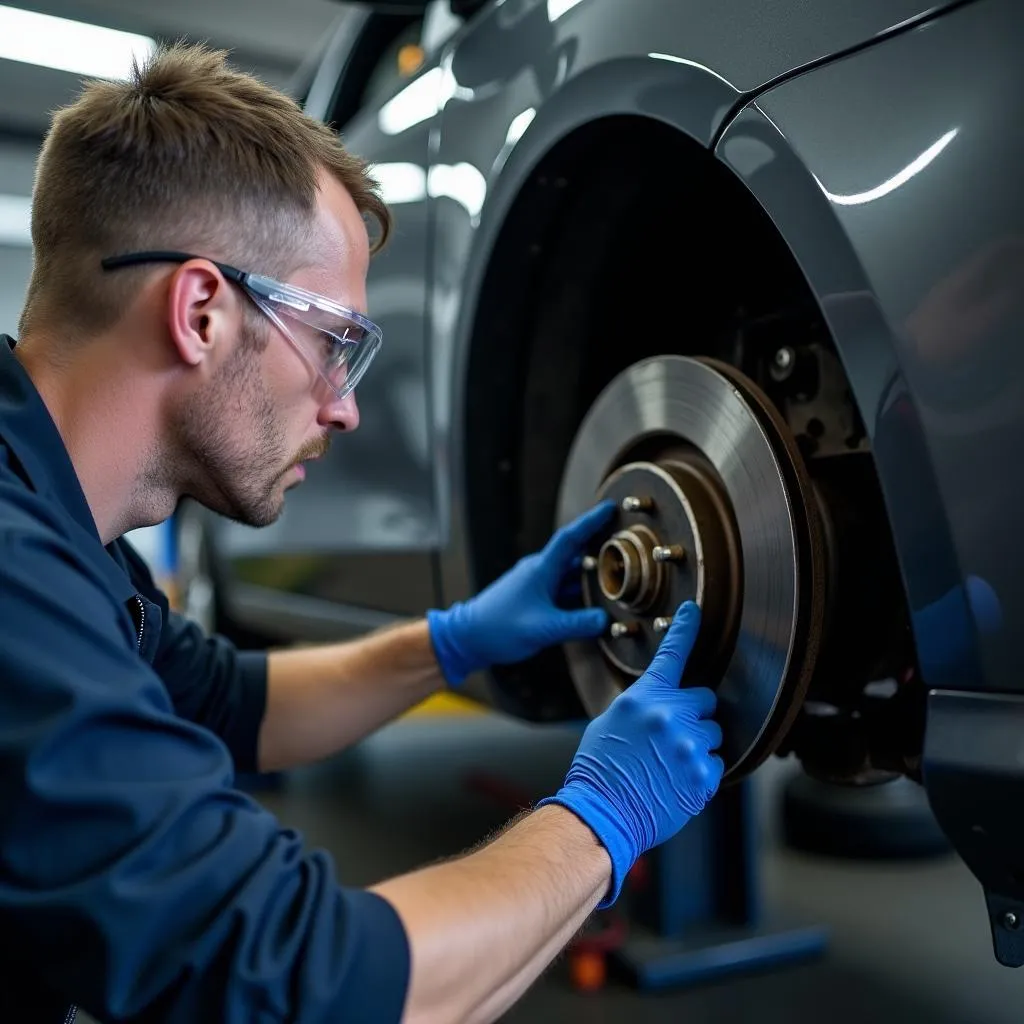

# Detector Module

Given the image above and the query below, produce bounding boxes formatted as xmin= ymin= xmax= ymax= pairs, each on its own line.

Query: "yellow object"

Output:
xmin=398 ymin=43 xmax=425 ymax=78
xmin=404 ymin=690 xmax=485 ymax=718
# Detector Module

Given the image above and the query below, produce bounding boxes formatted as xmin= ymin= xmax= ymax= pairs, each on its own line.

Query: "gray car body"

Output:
xmin=205 ymin=0 xmax=1024 ymax=960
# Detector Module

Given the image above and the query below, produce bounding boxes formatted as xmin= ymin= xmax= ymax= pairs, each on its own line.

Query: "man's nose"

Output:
xmin=320 ymin=390 xmax=360 ymax=432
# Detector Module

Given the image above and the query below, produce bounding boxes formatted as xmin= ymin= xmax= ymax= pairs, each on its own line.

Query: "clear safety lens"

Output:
xmin=245 ymin=273 xmax=383 ymax=398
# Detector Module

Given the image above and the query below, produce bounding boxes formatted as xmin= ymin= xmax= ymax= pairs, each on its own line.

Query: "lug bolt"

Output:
xmin=1004 ymin=911 xmax=1020 ymax=931
xmin=610 ymin=621 xmax=639 ymax=639
xmin=774 ymin=347 xmax=794 ymax=370
xmin=652 ymin=544 xmax=685 ymax=563
xmin=581 ymin=555 xmax=598 ymax=571
xmin=771 ymin=346 xmax=796 ymax=382
xmin=653 ymin=616 xmax=673 ymax=633
xmin=621 ymin=495 xmax=654 ymax=513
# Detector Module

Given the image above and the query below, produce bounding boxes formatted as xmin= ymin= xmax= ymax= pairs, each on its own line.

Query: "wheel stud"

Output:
xmin=610 ymin=621 xmax=639 ymax=639
xmin=621 ymin=495 xmax=654 ymax=513
xmin=652 ymin=616 xmax=673 ymax=633
xmin=652 ymin=544 xmax=685 ymax=563
xmin=581 ymin=555 xmax=598 ymax=571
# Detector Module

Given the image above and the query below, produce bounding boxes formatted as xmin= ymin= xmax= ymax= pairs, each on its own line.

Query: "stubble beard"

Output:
xmin=173 ymin=339 xmax=292 ymax=528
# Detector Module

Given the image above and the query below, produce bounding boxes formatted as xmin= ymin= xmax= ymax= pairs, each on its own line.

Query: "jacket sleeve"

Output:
xmin=0 ymin=511 xmax=410 ymax=1023
xmin=116 ymin=537 xmax=269 ymax=774
xmin=153 ymin=608 xmax=269 ymax=775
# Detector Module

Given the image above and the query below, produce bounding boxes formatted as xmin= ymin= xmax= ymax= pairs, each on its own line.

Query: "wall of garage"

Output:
xmin=0 ymin=140 xmax=38 ymax=336
xmin=0 ymin=246 xmax=30 ymax=337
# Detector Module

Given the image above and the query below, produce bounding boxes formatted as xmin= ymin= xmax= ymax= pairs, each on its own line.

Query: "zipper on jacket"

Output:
xmin=63 ymin=1004 xmax=77 ymax=1024
xmin=133 ymin=594 xmax=146 ymax=651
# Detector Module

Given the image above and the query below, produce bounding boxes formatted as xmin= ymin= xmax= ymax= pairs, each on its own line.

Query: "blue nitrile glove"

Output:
xmin=536 ymin=601 xmax=724 ymax=907
xmin=426 ymin=501 xmax=616 ymax=688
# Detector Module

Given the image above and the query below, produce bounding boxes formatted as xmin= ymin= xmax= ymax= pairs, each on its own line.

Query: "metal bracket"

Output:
xmin=923 ymin=689 xmax=1024 ymax=967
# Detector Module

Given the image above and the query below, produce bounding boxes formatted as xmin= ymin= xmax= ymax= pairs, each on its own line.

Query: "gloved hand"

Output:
xmin=536 ymin=601 xmax=724 ymax=907
xmin=426 ymin=501 xmax=616 ymax=688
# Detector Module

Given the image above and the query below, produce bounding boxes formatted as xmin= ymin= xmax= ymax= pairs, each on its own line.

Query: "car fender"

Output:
xmin=717 ymin=0 xmax=1024 ymax=962
xmin=714 ymin=0 xmax=1021 ymax=699
xmin=430 ymin=0 xmax=972 ymax=602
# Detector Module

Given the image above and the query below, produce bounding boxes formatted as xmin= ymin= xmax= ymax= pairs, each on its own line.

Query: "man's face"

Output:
xmin=175 ymin=173 xmax=368 ymax=528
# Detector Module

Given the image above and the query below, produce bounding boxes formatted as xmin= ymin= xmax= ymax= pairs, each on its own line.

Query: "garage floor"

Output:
xmin=252 ymin=712 xmax=1022 ymax=1024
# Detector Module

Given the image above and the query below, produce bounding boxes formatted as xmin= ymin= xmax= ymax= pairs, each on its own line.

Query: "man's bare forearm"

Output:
xmin=257 ymin=620 xmax=445 ymax=772
xmin=370 ymin=802 xmax=611 ymax=1024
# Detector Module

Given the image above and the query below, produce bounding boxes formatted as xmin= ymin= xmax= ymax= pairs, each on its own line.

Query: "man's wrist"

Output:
xmin=535 ymin=788 xmax=633 ymax=908
xmin=529 ymin=802 xmax=613 ymax=880
xmin=425 ymin=605 xmax=475 ymax=689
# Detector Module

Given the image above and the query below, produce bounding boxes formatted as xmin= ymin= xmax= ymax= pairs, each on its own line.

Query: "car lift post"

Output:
xmin=609 ymin=776 xmax=829 ymax=991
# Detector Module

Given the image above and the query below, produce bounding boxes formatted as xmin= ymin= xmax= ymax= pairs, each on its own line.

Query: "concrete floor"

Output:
xmin=251 ymin=712 xmax=1023 ymax=1024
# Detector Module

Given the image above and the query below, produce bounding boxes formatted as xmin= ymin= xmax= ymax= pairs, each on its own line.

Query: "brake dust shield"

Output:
xmin=557 ymin=356 xmax=824 ymax=780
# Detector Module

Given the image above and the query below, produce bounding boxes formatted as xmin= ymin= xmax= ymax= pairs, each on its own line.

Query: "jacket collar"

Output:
xmin=0 ymin=335 xmax=136 ymax=602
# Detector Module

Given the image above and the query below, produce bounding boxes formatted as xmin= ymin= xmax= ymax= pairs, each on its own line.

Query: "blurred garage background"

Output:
xmin=0 ymin=3 xmax=1021 ymax=1022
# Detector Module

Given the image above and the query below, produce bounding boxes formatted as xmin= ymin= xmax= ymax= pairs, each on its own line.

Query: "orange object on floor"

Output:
xmin=569 ymin=948 xmax=607 ymax=992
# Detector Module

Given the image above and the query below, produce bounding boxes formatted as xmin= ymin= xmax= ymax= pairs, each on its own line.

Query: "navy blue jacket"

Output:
xmin=0 ymin=337 xmax=410 ymax=1022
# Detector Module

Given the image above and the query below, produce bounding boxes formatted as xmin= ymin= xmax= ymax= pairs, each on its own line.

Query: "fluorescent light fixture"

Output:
xmin=0 ymin=194 xmax=31 ymax=247
xmin=0 ymin=4 xmax=156 ymax=80
xmin=819 ymin=129 xmax=958 ymax=207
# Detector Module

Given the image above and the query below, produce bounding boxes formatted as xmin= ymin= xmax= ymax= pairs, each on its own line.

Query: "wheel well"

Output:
xmin=462 ymin=113 xmax=907 ymax=729
xmin=466 ymin=113 xmax=825 ymax=569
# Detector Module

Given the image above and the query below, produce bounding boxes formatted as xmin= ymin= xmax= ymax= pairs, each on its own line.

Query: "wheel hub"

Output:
xmin=586 ymin=457 xmax=742 ymax=683
xmin=557 ymin=355 xmax=824 ymax=780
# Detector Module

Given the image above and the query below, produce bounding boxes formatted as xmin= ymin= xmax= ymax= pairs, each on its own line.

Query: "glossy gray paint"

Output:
xmin=716 ymin=0 xmax=1023 ymax=697
xmin=428 ymin=0 xmax=970 ymax=605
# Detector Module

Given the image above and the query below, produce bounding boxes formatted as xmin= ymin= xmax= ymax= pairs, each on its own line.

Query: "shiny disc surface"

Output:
xmin=557 ymin=355 xmax=821 ymax=778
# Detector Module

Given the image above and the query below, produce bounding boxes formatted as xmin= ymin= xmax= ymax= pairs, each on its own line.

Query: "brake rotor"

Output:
xmin=557 ymin=355 xmax=825 ymax=780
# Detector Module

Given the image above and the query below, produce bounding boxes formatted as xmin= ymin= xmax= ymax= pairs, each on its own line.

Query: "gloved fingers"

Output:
xmin=678 ymin=685 xmax=718 ymax=720
xmin=556 ymin=555 xmax=584 ymax=605
xmin=693 ymin=716 xmax=723 ymax=752
xmin=674 ymin=737 xmax=725 ymax=806
xmin=543 ymin=501 xmax=616 ymax=579
xmin=670 ymin=716 xmax=721 ymax=761
xmin=640 ymin=602 xmax=701 ymax=688
xmin=704 ymin=753 xmax=726 ymax=796
xmin=554 ymin=606 xmax=609 ymax=639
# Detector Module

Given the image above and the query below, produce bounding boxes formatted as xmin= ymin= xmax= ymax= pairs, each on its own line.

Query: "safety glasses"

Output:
xmin=100 ymin=250 xmax=383 ymax=400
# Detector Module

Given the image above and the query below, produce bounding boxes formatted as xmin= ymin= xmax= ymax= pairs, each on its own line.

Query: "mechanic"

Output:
xmin=0 ymin=43 xmax=724 ymax=1024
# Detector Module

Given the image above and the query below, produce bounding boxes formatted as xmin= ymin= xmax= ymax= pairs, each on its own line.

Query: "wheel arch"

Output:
xmin=448 ymin=98 xmax=838 ymax=718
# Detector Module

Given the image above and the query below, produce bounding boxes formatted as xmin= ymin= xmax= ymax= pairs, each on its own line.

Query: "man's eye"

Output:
xmin=339 ymin=324 xmax=366 ymax=344
xmin=320 ymin=331 xmax=353 ymax=367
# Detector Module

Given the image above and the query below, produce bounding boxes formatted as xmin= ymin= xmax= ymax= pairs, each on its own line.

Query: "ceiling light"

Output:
xmin=0 ymin=4 xmax=155 ymax=80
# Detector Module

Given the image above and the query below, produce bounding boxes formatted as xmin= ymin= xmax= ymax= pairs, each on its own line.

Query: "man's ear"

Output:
xmin=165 ymin=260 xmax=237 ymax=367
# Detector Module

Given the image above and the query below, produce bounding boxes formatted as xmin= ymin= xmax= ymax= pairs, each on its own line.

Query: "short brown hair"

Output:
xmin=19 ymin=41 xmax=391 ymax=337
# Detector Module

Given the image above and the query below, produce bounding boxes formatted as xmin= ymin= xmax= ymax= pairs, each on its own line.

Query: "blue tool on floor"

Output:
xmin=612 ymin=776 xmax=829 ymax=991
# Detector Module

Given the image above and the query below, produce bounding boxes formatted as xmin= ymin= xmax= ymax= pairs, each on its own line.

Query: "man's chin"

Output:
xmin=215 ymin=484 xmax=287 ymax=530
